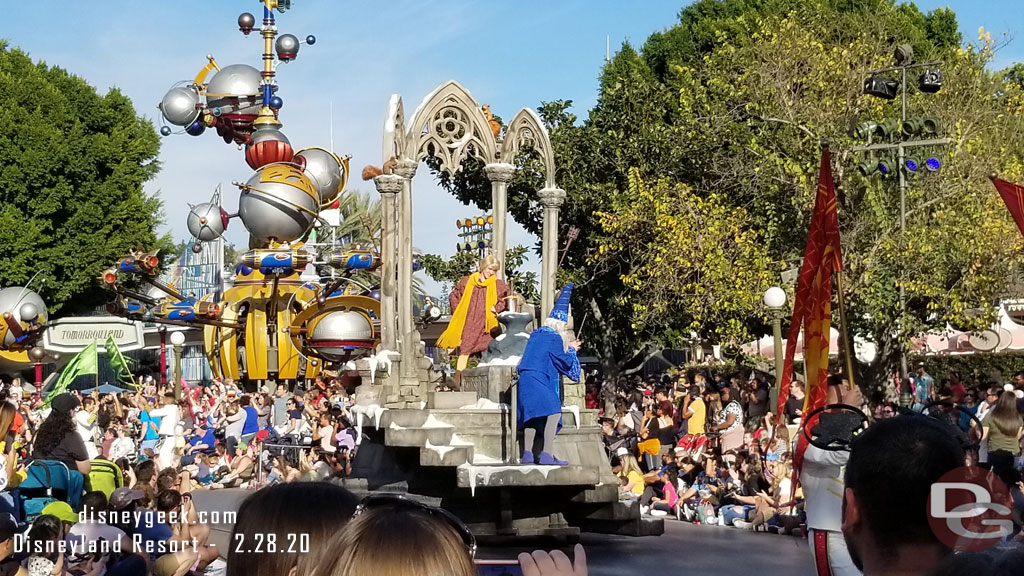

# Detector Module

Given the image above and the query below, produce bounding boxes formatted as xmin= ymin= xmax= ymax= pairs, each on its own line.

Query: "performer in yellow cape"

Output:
xmin=437 ymin=255 xmax=511 ymax=389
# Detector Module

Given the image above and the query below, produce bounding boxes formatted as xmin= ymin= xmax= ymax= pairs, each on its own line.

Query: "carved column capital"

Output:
xmin=374 ymin=174 xmax=404 ymax=196
xmin=393 ymin=159 xmax=418 ymax=180
xmin=538 ymin=187 xmax=566 ymax=209
xmin=484 ymin=162 xmax=516 ymax=183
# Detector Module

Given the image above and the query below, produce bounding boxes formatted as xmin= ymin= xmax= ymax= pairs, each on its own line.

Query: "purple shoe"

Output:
xmin=538 ymin=452 xmax=569 ymax=466
xmin=521 ymin=450 xmax=535 ymax=464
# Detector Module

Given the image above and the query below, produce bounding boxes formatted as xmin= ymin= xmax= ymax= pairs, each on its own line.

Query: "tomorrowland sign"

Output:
xmin=43 ymin=316 xmax=146 ymax=354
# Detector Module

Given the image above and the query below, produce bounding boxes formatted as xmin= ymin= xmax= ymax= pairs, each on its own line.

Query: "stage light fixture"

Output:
xmin=864 ymin=76 xmax=900 ymax=100
xmin=925 ymin=158 xmax=941 ymax=172
xmin=894 ymin=44 xmax=914 ymax=65
xmin=902 ymin=118 xmax=924 ymax=136
xmin=918 ymin=69 xmax=942 ymax=93
xmin=905 ymin=157 xmax=921 ymax=173
xmin=854 ymin=121 xmax=878 ymax=139
xmin=857 ymin=159 xmax=878 ymax=176
xmin=878 ymin=158 xmax=896 ymax=176
xmin=874 ymin=119 xmax=901 ymax=140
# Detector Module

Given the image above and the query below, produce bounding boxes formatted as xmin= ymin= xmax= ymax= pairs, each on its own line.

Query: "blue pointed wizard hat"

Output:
xmin=549 ymin=282 xmax=574 ymax=322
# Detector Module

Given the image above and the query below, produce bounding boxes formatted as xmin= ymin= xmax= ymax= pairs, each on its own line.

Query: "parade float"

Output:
xmin=98 ymin=0 xmax=660 ymax=539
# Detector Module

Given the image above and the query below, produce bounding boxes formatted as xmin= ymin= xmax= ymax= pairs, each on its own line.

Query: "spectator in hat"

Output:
xmin=107 ymin=487 xmax=146 ymax=536
xmin=0 ymin=513 xmax=25 ymax=576
xmin=180 ymin=420 xmax=215 ymax=467
xmin=32 ymin=393 xmax=91 ymax=475
xmin=65 ymin=491 xmax=148 ymax=576
xmin=616 ymin=448 xmax=645 ymax=499
xmin=209 ymin=442 xmax=256 ymax=489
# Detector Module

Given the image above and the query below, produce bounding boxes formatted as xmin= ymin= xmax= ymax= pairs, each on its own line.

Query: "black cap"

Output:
xmin=0 ymin=513 xmax=18 ymax=541
xmin=51 ymin=393 xmax=81 ymax=414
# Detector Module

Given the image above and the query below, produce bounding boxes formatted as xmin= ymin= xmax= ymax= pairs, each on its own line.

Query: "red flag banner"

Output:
xmin=775 ymin=147 xmax=843 ymax=468
xmin=991 ymin=176 xmax=1024 ymax=238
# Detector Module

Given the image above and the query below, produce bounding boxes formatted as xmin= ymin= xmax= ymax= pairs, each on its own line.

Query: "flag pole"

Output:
xmin=835 ymin=270 xmax=856 ymax=390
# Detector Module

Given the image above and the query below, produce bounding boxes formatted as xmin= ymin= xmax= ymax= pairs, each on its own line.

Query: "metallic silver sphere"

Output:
xmin=237 ymin=12 xmax=256 ymax=32
xmin=19 ymin=303 xmax=38 ymax=322
xmin=159 ymin=86 xmax=201 ymax=127
xmin=28 ymin=347 xmax=46 ymax=362
xmin=0 ymin=287 xmax=47 ymax=348
xmin=275 ymin=34 xmax=300 ymax=61
xmin=237 ymin=163 xmax=320 ymax=243
xmin=187 ymin=202 xmax=228 ymax=241
xmin=308 ymin=311 xmax=374 ymax=359
xmin=206 ymin=64 xmax=262 ymax=117
xmin=245 ymin=125 xmax=294 ymax=170
xmin=295 ymin=147 xmax=345 ymax=204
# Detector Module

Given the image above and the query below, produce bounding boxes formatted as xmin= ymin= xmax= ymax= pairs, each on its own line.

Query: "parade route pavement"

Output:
xmin=191 ymin=489 xmax=816 ymax=576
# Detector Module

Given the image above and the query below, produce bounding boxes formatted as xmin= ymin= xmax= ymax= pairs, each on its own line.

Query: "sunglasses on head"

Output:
xmin=353 ymin=493 xmax=477 ymax=559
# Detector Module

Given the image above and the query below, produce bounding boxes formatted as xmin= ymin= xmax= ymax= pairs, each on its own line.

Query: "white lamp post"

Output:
xmin=169 ymin=331 xmax=186 ymax=401
xmin=763 ymin=287 xmax=787 ymax=409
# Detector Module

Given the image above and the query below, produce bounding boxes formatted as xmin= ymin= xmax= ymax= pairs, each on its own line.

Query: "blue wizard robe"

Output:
xmin=516 ymin=326 xmax=581 ymax=426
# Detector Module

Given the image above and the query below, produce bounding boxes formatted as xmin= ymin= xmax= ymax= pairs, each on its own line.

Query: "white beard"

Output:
xmin=543 ymin=318 xmax=572 ymax=352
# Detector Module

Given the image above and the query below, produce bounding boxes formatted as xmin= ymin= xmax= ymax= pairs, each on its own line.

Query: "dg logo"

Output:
xmin=927 ymin=466 xmax=1013 ymax=552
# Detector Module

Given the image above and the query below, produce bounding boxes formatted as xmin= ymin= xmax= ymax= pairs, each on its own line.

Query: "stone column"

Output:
xmin=394 ymin=159 xmax=419 ymax=381
xmin=538 ymin=187 xmax=566 ymax=318
xmin=483 ymin=163 xmax=515 ymax=280
xmin=373 ymin=174 xmax=402 ymax=354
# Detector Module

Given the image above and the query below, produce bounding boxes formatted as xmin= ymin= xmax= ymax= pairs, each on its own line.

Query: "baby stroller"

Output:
xmin=17 ymin=460 xmax=84 ymax=522
xmin=85 ymin=458 xmax=124 ymax=499
xmin=675 ymin=434 xmax=710 ymax=463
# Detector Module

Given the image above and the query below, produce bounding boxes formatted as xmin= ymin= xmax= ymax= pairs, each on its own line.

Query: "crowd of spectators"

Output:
xmin=0 ymin=371 xmax=364 ymax=576
xmin=590 ymin=366 xmax=1024 ymax=543
xmin=0 ymin=360 xmax=1020 ymax=576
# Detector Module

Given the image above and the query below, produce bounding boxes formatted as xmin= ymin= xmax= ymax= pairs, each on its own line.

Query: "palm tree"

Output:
xmin=312 ymin=189 xmax=428 ymax=299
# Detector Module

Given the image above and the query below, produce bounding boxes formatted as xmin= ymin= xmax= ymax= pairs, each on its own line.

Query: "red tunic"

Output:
xmin=447 ymin=275 xmax=511 ymax=355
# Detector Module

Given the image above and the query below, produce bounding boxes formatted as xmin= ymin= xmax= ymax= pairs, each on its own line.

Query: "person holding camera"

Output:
xmin=708 ymin=387 xmax=744 ymax=453
xmin=681 ymin=383 xmax=707 ymax=437
xmin=745 ymin=377 xmax=769 ymax=432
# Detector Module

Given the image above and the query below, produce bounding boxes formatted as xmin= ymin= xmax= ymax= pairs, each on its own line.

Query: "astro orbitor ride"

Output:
xmin=100 ymin=0 xmax=384 ymax=386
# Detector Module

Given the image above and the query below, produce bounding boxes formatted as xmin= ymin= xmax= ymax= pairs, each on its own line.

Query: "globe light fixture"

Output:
xmin=763 ymin=286 xmax=787 ymax=309
xmin=170 ymin=331 xmax=186 ymax=346
xmin=763 ymin=286 xmax=787 ymax=409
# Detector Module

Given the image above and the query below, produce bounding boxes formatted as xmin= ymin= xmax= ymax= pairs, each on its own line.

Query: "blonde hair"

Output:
xmin=314 ymin=505 xmax=475 ymax=576
xmin=478 ymin=254 xmax=499 ymax=274
xmin=618 ymin=454 xmax=642 ymax=478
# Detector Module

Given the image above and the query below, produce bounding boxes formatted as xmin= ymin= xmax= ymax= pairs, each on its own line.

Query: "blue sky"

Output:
xmin=3 ymin=1 xmax=1022 ymax=296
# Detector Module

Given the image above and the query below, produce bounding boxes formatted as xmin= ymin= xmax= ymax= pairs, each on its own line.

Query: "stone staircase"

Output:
xmin=352 ymin=389 xmax=663 ymax=538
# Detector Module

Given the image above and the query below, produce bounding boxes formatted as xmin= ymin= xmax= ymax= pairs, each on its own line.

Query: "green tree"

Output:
xmin=312 ymin=188 xmax=429 ymax=299
xmin=421 ymin=244 xmax=540 ymax=306
xmin=0 ymin=44 xmax=171 ymax=315
xmin=590 ymin=169 xmax=774 ymax=355
xmin=426 ymin=0 xmax=1024 ymax=381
